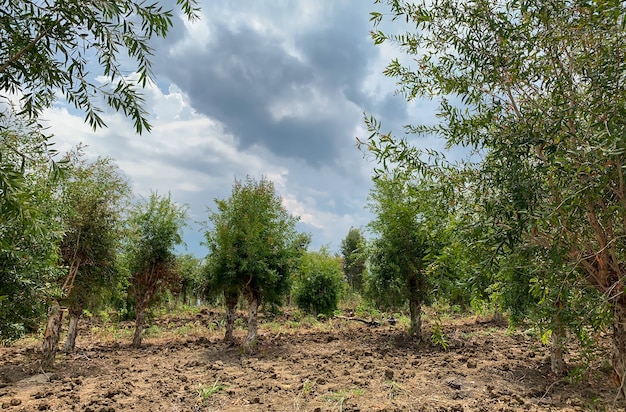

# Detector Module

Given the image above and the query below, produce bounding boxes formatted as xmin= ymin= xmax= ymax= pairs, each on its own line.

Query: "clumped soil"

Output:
xmin=0 ymin=309 xmax=621 ymax=411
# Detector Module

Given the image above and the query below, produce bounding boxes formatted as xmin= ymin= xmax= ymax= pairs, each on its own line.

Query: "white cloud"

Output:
xmin=42 ymin=72 xmax=374 ymax=254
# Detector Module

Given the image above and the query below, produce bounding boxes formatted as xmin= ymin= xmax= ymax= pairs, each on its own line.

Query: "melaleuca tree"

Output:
xmin=40 ymin=152 xmax=130 ymax=367
xmin=340 ymin=227 xmax=367 ymax=293
xmin=363 ymin=0 xmax=626 ymax=386
xmin=204 ymin=177 xmax=309 ymax=351
xmin=125 ymin=192 xmax=187 ymax=348
xmin=294 ymin=248 xmax=346 ymax=316
xmin=0 ymin=112 xmax=62 ymax=344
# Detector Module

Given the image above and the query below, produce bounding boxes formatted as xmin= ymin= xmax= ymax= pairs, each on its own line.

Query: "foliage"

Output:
xmin=176 ymin=254 xmax=205 ymax=306
xmin=125 ymin=192 xmax=187 ymax=346
xmin=340 ymin=227 xmax=367 ymax=293
xmin=0 ymin=112 xmax=62 ymax=343
xmin=0 ymin=0 xmax=199 ymax=133
xmin=365 ymin=0 xmax=626 ymax=378
xmin=197 ymin=379 xmax=226 ymax=404
xmin=366 ymin=172 xmax=448 ymax=337
xmin=0 ymin=0 xmax=199 ymax=343
xmin=56 ymin=151 xmax=131 ymax=312
xmin=204 ymin=176 xmax=309 ymax=348
xmin=294 ymin=248 xmax=346 ymax=316
xmin=204 ymin=176 xmax=310 ymax=306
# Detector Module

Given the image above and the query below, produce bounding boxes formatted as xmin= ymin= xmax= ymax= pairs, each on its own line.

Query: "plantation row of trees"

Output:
xmin=358 ymin=0 xmax=626 ymax=395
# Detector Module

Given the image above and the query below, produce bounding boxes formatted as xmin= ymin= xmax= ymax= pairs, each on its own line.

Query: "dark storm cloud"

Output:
xmin=152 ymin=2 xmax=403 ymax=168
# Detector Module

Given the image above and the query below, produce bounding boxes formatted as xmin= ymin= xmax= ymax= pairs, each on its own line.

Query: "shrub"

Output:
xmin=294 ymin=249 xmax=345 ymax=316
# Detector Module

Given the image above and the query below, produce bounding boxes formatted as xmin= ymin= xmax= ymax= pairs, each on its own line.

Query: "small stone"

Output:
xmin=446 ymin=380 xmax=461 ymax=390
xmin=466 ymin=359 xmax=477 ymax=369
xmin=10 ymin=399 xmax=21 ymax=406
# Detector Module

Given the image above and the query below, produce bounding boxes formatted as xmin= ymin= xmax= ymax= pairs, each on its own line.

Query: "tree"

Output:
xmin=176 ymin=254 xmax=205 ymax=307
xmin=125 ymin=192 xmax=187 ymax=348
xmin=294 ymin=248 xmax=346 ymax=316
xmin=40 ymin=152 xmax=130 ymax=366
xmin=364 ymin=0 xmax=626 ymax=386
xmin=366 ymin=173 xmax=443 ymax=339
xmin=0 ymin=112 xmax=62 ymax=344
xmin=340 ymin=227 xmax=367 ymax=293
xmin=0 ymin=0 xmax=198 ymax=133
xmin=204 ymin=177 xmax=309 ymax=351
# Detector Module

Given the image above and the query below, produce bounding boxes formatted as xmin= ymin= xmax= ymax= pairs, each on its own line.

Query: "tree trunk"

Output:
xmin=41 ymin=301 xmax=64 ymax=369
xmin=612 ymin=296 xmax=626 ymax=399
xmin=408 ymin=296 xmax=422 ymax=340
xmin=63 ymin=304 xmax=82 ymax=352
xmin=550 ymin=315 xmax=567 ymax=375
xmin=132 ymin=307 xmax=146 ymax=348
xmin=224 ymin=290 xmax=238 ymax=343
xmin=244 ymin=293 xmax=259 ymax=352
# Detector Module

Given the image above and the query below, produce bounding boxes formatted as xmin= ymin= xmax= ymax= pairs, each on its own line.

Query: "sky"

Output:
xmin=42 ymin=1 xmax=440 ymax=257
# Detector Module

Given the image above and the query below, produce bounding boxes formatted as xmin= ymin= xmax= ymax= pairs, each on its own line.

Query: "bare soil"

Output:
xmin=0 ymin=309 xmax=621 ymax=411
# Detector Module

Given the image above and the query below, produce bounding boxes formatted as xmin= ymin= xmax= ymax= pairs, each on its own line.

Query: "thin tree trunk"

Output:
xmin=550 ymin=314 xmax=567 ymax=375
xmin=41 ymin=301 xmax=64 ymax=369
xmin=244 ymin=293 xmax=259 ymax=352
xmin=612 ymin=296 xmax=626 ymax=400
xmin=63 ymin=304 xmax=82 ymax=352
xmin=408 ymin=296 xmax=422 ymax=340
xmin=132 ymin=307 xmax=146 ymax=348
xmin=224 ymin=290 xmax=238 ymax=343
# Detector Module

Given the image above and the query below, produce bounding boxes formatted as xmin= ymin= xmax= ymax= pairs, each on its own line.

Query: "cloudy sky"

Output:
xmin=44 ymin=1 xmax=439 ymax=257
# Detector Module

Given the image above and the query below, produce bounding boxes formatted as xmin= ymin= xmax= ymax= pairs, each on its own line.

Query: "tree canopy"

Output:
xmin=204 ymin=176 xmax=309 ymax=350
xmin=0 ymin=0 xmax=198 ymax=133
xmin=364 ymin=0 xmax=626 ymax=382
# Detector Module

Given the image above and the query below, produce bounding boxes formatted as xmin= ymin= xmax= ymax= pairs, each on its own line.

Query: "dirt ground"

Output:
xmin=0 ymin=309 xmax=622 ymax=411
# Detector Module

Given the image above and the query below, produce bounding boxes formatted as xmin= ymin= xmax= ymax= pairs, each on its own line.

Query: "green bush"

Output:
xmin=294 ymin=249 xmax=345 ymax=316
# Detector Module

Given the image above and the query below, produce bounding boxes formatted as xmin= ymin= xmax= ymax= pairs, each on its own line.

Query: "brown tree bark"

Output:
xmin=41 ymin=301 xmax=64 ymax=369
xmin=63 ymin=304 xmax=83 ymax=352
xmin=612 ymin=296 xmax=626 ymax=400
xmin=407 ymin=273 xmax=423 ymax=340
xmin=244 ymin=293 xmax=259 ymax=352
xmin=132 ymin=307 xmax=146 ymax=348
xmin=408 ymin=296 xmax=422 ymax=340
xmin=223 ymin=290 xmax=238 ymax=343
xmin=550 ymin=317 xmax=567 ymax=376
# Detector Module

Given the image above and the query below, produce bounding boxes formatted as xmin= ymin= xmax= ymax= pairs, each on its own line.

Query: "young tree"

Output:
xmin=363 ymin=0 xmax=626 ymax=385
xmin=366 ymin=173 xmax=444 ymax=339
xmin=41 ymin=153 xmax=130 ymax=367
xmin=176 ymin=254 xmax=205 ymax=307
xmin=204 ymin=177 xmax=309 ymax=351
xmin=0 ymin=0 xmax=198 ymax=132
xmin=125 ymin=192 xmax=187 ymax=348
xmin=294 ymin=248 xmax=346 ymax=316
xmin=340 ymin=227 xmax=367 ymax=293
